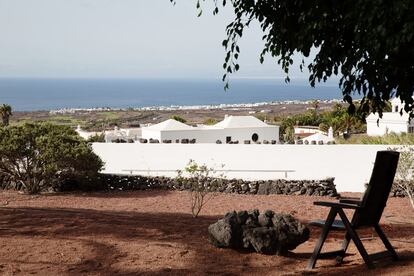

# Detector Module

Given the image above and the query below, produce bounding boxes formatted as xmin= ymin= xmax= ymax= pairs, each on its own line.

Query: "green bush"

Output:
xmin=0 ymin=123 xmax=104 ymax=194
xmin=338 ymin=133 xmax=414 ymax=145
xmin=389 ymin=146 xmax=414 ymax=208
xmin=87 ymin=133 xmax=105 ymax=143
xmin=171 ymin=115 xmax=187 ymax=123
xmin=203 ymin=118 xmax=218 ymax=125
xmin=176 ymin=160 xmax=224 ymax=218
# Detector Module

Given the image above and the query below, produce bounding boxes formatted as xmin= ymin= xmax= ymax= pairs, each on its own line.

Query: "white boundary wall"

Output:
xmin=92 ymin=143 xmax=396 ymax=192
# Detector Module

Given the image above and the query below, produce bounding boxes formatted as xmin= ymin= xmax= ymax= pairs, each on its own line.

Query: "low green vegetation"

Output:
xmin=99 ymin=111 xmax=121 ymax=120
xmin=12 ymin=114 xmax=84 ymax=128
xmin=10 ymin=110 xmax=158 ymax=131
xmin=338 ymin=133 xmax=414 ymax=145
xmin=176 ymin=160 xmax=224 ymax=218
xmin=171 ymin=115 xmax=187 ymax=123
xmin=47 ymin=115 xmax=84 ymax=126
xmin=203 ymin=118 xmax=218 ymax=125
xmin=87 ymin=133 xmax=106 ymax=143
xmin=0 ymin=123 xmax=103 ymax=194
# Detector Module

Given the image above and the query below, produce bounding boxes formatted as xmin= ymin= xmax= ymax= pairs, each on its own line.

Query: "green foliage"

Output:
xmin=278 ymin=103 xmax=367 ymax=140
xmin=388 ymin=146 xmax=414 ymax=208
xmin=171 ymin=115 xmax=187 ymax=123
xmin=320 ymin=104 xmax=366 ymax=136
xmin=0 ymin=123 xmax=104 ymax=194
xmin=203 ymin=118 xmax=218 ymax=125
xmin=0 ymin=104 xmax=12 ymax=126
xmin=283 ymin=126 xmax=295 ymax=144
xmin=173 ymin=0 xmax=414 ymax=115
xmin=339 ymin=133 xmax=414 ymax=145
xmin=87 ymin=133 xmax=105 ymax=143
xmin=176 ymin=160 xmax=224 ymax=218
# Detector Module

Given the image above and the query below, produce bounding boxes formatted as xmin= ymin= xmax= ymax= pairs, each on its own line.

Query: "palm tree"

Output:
xmin=0 ymin=104 xmax=12 ymax=126
xmin=311 ymin=100 xmax=320 ymax=112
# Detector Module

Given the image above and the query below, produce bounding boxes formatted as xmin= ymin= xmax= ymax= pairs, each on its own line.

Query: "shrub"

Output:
xmin=203 ymin=118 xmax=218 ymax=125
xmin=171 ymin=115 xmax=187 ymax=123
xmin=388 ymin=146 xmax=414 ymax=209
xmin=0 ymin=123 xmax=104 ymax=194
xmin=176 ymin=160 xmax=224 ymax=218
xmin=87 ymin=133 xmax=105 ymax=143
xmin=338 ymin=133 xmax=414 ymax=145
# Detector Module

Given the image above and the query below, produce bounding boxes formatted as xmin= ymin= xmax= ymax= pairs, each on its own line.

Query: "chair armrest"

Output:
xmin=339 ymin=198 xmax=362 ymax=205
xmin=313 ymin=201 xmax=360 ymax=209
xmin=339 ymin=196 xmax=360 ymax=201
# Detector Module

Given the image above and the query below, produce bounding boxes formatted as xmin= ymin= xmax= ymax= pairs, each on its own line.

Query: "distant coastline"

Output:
xmin=49 ymin=99 xmax=343 ymax=114
xmin=0 ymin=78 xmax=352 ymax=111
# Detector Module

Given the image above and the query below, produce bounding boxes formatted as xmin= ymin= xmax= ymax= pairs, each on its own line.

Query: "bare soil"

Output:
xmin=0 ymin=190 xmax=413 ymax=275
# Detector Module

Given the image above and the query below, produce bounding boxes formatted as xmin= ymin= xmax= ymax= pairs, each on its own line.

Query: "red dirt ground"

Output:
xmin=0 ymin=190 xmax=413 ymax=275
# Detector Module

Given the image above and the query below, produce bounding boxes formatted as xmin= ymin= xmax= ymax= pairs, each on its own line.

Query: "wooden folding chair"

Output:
xmin=307 ymin=150 xmax=400 ymax=269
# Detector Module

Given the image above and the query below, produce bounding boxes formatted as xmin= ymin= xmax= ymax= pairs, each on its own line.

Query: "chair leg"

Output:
xmin=336 ymin=232 xmax=351 ymax=264
xmin=337 ymin=209 xmax=374 ymax=269
xmin=375 ymin=224 xmax=398 ymax=261
xmin=307 ymin=208 xmax=337 ymax=269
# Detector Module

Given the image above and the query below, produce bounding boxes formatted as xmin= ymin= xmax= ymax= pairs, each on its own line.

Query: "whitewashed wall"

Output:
xmin=142 ymin=127 xmax=279 ymax=143
xmin=92 ymin=143 xmax=397 ymax=192
xmin=366 ymin=119 xmax=408 ymax=136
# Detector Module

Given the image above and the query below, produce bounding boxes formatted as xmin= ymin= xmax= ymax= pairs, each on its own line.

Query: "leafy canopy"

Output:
xmin=171 ymin=0 xmax=414 ymax=115
xmin=0 ymin=123 xmax=104 ymax=194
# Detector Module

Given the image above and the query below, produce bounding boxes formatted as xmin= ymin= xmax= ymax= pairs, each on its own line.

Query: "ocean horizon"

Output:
xmin=0 ymin=78 xmax=354 ymax=111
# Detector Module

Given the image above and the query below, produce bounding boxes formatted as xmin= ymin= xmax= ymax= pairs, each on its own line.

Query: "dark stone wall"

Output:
xmin=1 ymin=170 xmax=408 ymax=199
xmin=83 ymin=174 xmax=339 ymax=197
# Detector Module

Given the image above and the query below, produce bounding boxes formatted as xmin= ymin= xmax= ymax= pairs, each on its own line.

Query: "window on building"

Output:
xmin=252 ymin=133 xmax=259 ymax=142
xmin=408 ymin=126 xmax=414 ymax=133
xmin=395 ymin=106 xmax=399 ymax=112
xmin=226 ymin=136 xmax=232 ymax=143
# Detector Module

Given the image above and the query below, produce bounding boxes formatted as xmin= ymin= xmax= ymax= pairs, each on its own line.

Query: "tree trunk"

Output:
xmin=25 ymin=178 xmax=41 ymax=194
xmin=2 ymin=115 xmax=9 ymax=126
xmin=407 ymin=192 xmax=414 ymax=209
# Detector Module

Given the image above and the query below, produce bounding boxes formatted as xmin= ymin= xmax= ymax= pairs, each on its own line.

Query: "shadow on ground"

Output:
xmin=0 ymin=207 xmax=413 ymax=275
xmin=41 ymin=189 xmax=175 ymax=199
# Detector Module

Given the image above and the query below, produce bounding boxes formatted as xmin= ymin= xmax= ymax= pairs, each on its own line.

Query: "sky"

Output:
xmin=0 ymin=0 xmax=310 ymax=79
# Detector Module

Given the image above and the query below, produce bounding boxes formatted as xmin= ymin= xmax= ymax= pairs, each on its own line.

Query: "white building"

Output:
xmin=300 ymin=131 xmax=334 ymax=145
xmin=366 ymin=97 xmax=414 ymax=136
xmin=75 ymin=125 xmax=102 ymax=140
xmin=140 ymin=119 xmax=194 ymax=142
xmin=104 ymin=126 xmax=141 ymax=142
xmin=141 ymin=115 xmax=280 ymax=143
xmin=294 ymin=126 xmax=324 ymax=140
xmin=75 ymin=125 xmax=141 ymax=142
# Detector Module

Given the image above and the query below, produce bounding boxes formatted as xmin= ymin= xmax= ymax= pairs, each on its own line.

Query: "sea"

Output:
xmin=0 ymin=78 xmax=352 ymax=111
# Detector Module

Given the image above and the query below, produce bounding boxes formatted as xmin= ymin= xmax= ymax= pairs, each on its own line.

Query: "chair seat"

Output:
xmin=309 ymin=219 xmax=345 ymax=230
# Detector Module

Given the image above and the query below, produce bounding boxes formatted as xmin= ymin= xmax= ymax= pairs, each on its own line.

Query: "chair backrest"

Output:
xmin=354 ymin=150 xmax=400 ymax=227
